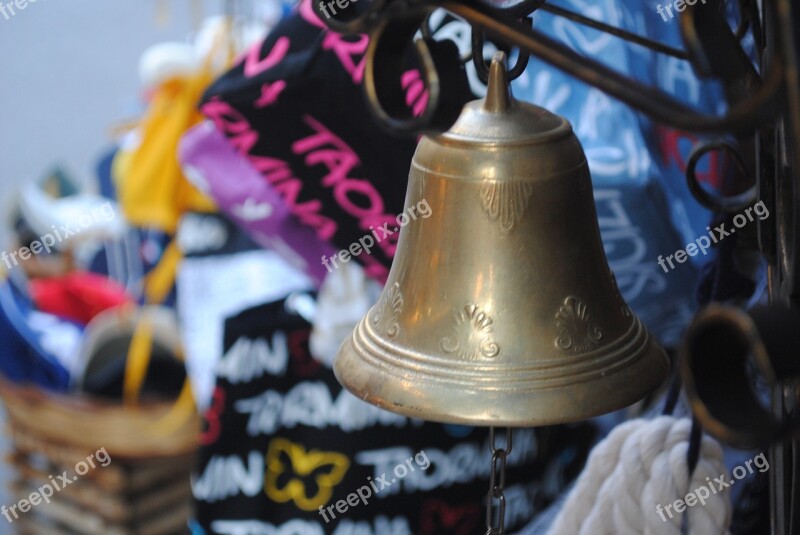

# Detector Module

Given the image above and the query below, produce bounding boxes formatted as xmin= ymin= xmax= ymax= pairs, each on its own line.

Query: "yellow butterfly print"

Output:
xmin=264 ymin=437 xmax=350 ymax=511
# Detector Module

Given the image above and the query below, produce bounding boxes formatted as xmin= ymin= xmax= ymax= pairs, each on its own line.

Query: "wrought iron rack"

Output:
xmin=317 ymin=1 xmax=800 ymax=532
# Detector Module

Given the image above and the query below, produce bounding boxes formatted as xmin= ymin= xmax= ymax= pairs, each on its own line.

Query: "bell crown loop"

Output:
xmin=440 ymin=52 xmax=572 ymax=147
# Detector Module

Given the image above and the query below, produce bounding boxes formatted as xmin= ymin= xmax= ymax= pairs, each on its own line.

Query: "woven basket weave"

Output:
xmin=0 ymin=377 xmax=199 ymax=534
xmin=0 ymin=377 xmax=199 ymax=459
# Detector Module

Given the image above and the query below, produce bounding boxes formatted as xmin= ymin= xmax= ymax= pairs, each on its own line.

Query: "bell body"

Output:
xmin=334 ymin=57 xmax=668 ymax=426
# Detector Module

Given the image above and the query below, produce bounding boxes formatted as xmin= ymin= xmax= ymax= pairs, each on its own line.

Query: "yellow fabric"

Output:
xmin=123 ymin=317 xmax=198 ymax=435
xmin=123 ymin=318 xmax=154 ymax=407
xmin=114 ymin=28 xmax=236 ymax=305
xmin=115 ymin=74 xmax=217 ymax=234
xmin=143 ymin=239 xmax=182 ymax=305
xmin=111 ymin=144 xmax=133 ymax=190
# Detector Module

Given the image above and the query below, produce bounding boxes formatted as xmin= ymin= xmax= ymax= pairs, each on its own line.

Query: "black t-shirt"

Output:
xmin=191 ymin=296 xmax=597 ymax=535
xmin=199 ymin=0 xmax=473 ymax=283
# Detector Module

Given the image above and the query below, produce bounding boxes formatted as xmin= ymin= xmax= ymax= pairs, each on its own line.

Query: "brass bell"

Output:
xmin=334 ymin=52 xmax=669 ymax=426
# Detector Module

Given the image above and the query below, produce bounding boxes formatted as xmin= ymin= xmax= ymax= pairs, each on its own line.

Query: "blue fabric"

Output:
xmin=0 ymin=281 xmax=71 ymax=390
xmin=503 ymin=0 xmax=738 ymax=345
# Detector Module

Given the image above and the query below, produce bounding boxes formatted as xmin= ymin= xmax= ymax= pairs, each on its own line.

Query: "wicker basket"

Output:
xmin=0 ymin=377 xmax=199 ymax=535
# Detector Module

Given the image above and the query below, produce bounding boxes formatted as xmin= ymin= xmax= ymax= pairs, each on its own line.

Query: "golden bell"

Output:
xmin=334 ymin=53 xmax=669 ymax=426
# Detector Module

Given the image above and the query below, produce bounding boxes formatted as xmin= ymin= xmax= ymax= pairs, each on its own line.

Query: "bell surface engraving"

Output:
xmin=440 ymin=304 xmax=500 ymax=360
xmin=371 ymin=283 xmax=403 ymax=338
xmin=555 ymin=296 xmax=603 ymax=352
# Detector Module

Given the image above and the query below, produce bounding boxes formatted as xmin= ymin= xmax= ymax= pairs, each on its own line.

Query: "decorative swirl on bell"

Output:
xmin=334 ymin=52 xmax=669 ymax=426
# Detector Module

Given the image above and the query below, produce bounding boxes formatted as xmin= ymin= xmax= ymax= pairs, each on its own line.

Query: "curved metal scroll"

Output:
xmin=363 ymin=12 xmax=474 ymax=135
xmin=680 ymin=304 xmax=800 ymax=449
xmin=686 ymin=141 xmax=758 ymax=213
xmin=314 ymin=0 xmax=786 ymax=136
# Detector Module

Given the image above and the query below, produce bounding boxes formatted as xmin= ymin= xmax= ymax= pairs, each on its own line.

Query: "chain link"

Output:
xmin=471 ymin=17 xmax=533 ymax=84
xmin=485 ymin=427 xmax=513 ymax=535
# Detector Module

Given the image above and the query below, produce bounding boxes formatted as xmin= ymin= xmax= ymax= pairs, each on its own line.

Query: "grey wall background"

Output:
xmin=0 ymin=0 xmax=221 ymax=212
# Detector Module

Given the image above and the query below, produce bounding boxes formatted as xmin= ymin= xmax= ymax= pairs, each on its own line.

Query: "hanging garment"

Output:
xmin=174 ymin=211 xmax=314 ymax=408
xmin=115 ymin=72 xmax=217 ymax=235
xmin=18 ymin=182 xmax=126 ymax=252
xmin=179 ymin=121 xmax=336 ymax=286
xmin=501 ymin=0 xmax=754 ymax=346
xmin=199 ymin=0 xmax=475 ymax=284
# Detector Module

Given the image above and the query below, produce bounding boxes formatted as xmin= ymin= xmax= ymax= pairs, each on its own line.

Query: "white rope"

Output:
xmin=547 ymin=416 xmax=732 ymax=535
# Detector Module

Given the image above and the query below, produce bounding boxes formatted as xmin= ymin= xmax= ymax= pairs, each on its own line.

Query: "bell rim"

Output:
xmin=333 ymin=334 xmax=669 ymax=427
xmin=349 ymin=306 xmax=654 ymax=386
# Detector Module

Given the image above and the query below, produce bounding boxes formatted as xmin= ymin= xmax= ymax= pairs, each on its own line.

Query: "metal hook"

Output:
xmin=471 ymin=16 xmax=532 ymax=84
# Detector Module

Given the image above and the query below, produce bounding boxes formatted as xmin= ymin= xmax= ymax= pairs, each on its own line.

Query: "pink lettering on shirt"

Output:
xmin=322 ymin=32 xmax=368 ymax=84
xmin=292 ymin=118 xmax=361 ymax=188
xmin=298 ymin=0 xmax=326 ymax=29
xmin=243 ymin=36 xmax=291 ymax=79
xmin=201 ymin=100 xmax=339 ymax=241
xmin=298 ymin=0 xmax=368 ymax=83
xmin=201 ymin=99 xmax=259 ymax=154
xmin=254 ymin=80 xmax=287 ymax=108
xmin=402 ymin=69 xmax=429 ymax=118
xmin=293 ymin=115 xmax=396 ymax=257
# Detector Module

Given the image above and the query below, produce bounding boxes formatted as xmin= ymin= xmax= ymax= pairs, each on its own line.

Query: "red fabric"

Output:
xmin=29 ymin=272 xmax=131 ymax=325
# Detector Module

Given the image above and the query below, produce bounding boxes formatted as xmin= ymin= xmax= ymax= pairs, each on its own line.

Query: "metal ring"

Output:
xmin=734 ymin=0 xmax=752 ymax=40
xmin=472 ymin=17 xmax=532 ymax=84
xmin=420 ymin=11 xmax=435 ymax=40
xmin=686 ymin=141 xmax=757 ymax=213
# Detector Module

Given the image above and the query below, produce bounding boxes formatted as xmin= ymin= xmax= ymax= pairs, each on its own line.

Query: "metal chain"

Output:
xmin=485 ymin=427 xmax=513 ymax=535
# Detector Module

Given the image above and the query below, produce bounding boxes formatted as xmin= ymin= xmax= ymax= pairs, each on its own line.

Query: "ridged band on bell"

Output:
xmin=333 ymin=53 xmax=668 ymax=426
